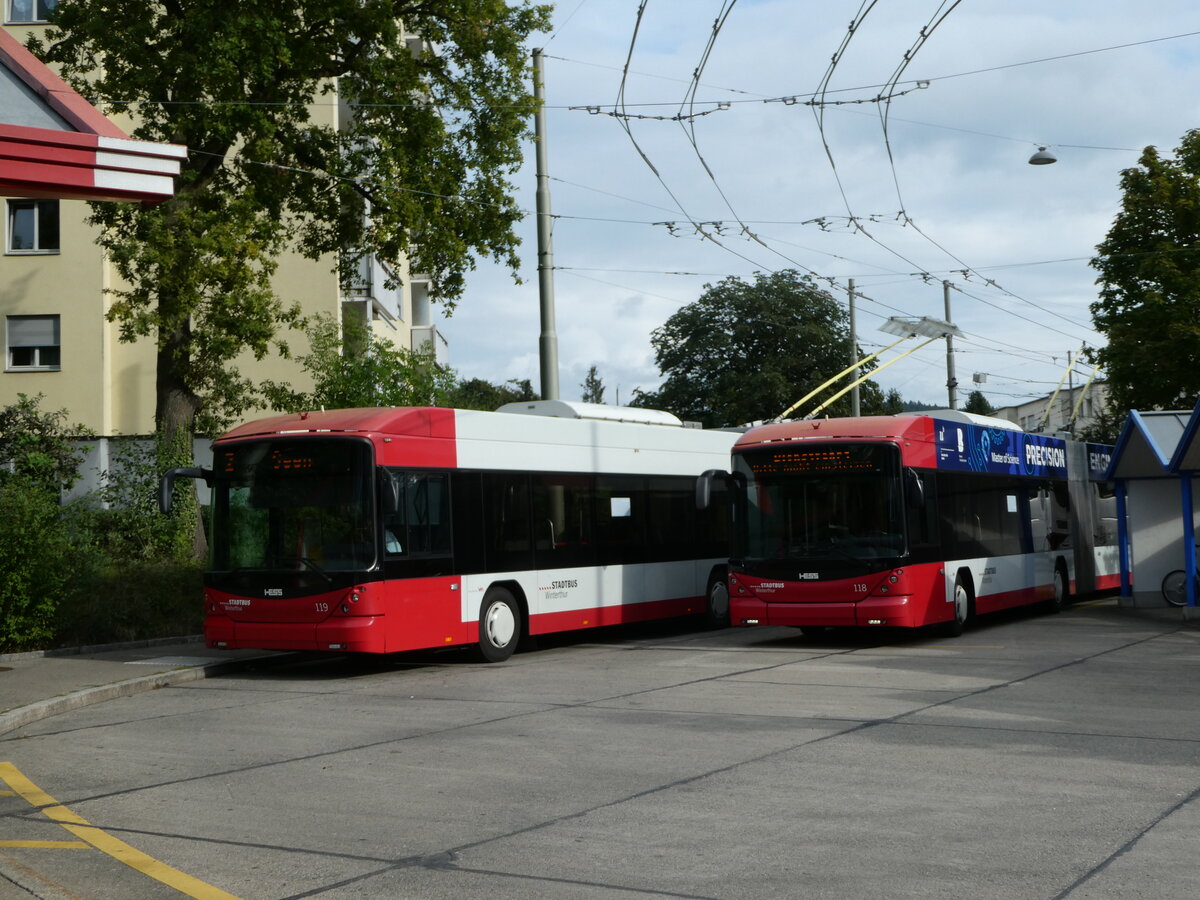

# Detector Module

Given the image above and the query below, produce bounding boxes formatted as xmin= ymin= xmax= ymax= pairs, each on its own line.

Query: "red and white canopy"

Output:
xmin=0 ymin=29 xmax=183 ymax=203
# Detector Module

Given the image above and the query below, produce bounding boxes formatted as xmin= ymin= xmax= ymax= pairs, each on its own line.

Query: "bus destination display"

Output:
xmin=749 ymin=445 xmax=887 ymax=475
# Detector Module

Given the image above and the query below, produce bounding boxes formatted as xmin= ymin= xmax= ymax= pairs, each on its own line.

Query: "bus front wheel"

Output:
xmin=478 ymin=588 xmax=521 ymax=663
xmin=944 ymin=575 xmax=972 ymax=637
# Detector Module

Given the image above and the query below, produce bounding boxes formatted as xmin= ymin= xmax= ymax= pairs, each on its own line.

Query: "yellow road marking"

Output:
xmin=0 ymin=762 xmax=244 ymax=900
xmin=0 ymin=839 xmax=89 ymax=849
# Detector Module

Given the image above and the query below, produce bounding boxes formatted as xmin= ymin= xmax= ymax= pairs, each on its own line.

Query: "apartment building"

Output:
xmin=1 ymin=11 xmax=444 ymax=452
xmin=991 ymin=381 xmax=1110 ymax=437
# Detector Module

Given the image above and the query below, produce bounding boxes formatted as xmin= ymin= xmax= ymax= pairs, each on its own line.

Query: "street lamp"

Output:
xmin=1028 ymin=146 xmax=1057 ymax=165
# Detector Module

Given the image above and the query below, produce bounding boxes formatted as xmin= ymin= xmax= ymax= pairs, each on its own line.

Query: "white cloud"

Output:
xmin=439 ymin=1 xmax=1200 ymax=412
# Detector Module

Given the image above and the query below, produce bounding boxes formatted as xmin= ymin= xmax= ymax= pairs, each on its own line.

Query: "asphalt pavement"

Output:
xmin=0 ymin=636 xmax=279 ymax=738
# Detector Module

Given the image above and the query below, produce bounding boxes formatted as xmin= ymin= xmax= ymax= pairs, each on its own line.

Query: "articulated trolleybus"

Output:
xmin=699 ymin=412 xmax=1117 ymax=636
xmin=162 ymin=402 xmax=737 ymax=661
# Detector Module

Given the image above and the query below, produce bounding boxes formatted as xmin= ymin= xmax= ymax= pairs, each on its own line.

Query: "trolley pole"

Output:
xmin=533 ymin=48 xmax=560 ymax=400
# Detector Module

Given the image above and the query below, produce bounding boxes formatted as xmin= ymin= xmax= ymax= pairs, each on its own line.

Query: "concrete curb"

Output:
xmin=0 ymin=656 xmax=275 ymax=738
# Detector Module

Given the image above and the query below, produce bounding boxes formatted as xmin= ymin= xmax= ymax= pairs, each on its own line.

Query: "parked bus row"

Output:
xmin=162 ymin=405 xmax=1117 ymax=660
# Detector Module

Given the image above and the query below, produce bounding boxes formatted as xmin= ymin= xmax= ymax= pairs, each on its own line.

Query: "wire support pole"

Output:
xmin=943 ymin=279 xmax=957 ymax=410
xmin=533 ymin=48 xmax=560 ymax=401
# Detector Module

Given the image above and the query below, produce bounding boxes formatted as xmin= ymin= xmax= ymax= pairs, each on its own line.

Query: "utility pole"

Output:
xmin=943 ymin=280 xmax=957 ymax=410
xmin=532 ymin=48 xmax=559 ymax=400
xmin=848 ymin=279 xmax=860 ymax=416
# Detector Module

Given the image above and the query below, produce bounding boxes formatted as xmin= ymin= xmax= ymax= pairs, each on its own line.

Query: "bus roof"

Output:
xmin=213 ymin=406 xmax=739 ymax=475
xmin=736 ymin=415 xmax=936 ymax=451
xmin=495 ymin=400 xmax=686 ymax=427
xmin=217 ymin=407 xmax=451 ymax=441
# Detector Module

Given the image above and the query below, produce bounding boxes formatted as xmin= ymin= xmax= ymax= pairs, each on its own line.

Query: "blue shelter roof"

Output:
xmin=1106 ymin=409 xmax=1191 ymax=480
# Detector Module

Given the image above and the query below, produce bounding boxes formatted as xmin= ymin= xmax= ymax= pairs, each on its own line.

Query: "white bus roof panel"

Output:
xmin=455 ymin=409 xmax=737 ymax=476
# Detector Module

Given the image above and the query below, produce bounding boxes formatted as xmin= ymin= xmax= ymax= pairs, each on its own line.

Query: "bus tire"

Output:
xmin=478 ymin=588 xmax=521 ymax=663
xmin=944 ymin=573 xmax=972 ymax=637
xmin=1046 ymin=562 xmax=1069 ymax=614
xmin=702 ymin=571 xmax=730 ymax=629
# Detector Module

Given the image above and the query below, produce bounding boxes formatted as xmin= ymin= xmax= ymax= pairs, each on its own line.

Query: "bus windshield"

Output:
xmin=733 ymin=443 xmax=905 ymax=565
xmin=209 ymin=438 xmax=376 ymax=573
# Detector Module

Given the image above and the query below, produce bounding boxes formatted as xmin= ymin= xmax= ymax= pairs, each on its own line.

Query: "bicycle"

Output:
xmin=1161 ymin=568 xmax=1194 ymax=607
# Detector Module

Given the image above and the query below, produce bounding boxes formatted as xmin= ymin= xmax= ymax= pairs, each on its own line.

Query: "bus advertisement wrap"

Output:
xmin=933 ymin=420 xmax=1068 ymax=478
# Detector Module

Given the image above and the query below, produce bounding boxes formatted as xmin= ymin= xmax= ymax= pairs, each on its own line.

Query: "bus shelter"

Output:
xmin=1105 ymin=407 xmax=1199 ymax=611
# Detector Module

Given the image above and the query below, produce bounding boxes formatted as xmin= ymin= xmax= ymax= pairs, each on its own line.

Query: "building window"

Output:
xmin=7 ymin=199 xmax=59 ymax=253
xmin=6 ymin=315 xmax=61 ymax=370
xmin=7 ymin=0 xmax=56 ymax=23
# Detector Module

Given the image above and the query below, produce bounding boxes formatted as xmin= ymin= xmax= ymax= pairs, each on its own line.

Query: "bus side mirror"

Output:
xmin=696 ymin=469 xmax=729 ymax=511
xmin=904 ymin=468 xmax=925 ymax=509
xmin=159 ymin=467 xmax=210 ymax=514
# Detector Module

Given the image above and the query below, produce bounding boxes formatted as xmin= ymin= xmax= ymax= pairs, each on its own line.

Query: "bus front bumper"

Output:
xmin=731 ymin=595 xmax=919 ymax=629
xmin=205 ymin=615 xmax=389 ymax=653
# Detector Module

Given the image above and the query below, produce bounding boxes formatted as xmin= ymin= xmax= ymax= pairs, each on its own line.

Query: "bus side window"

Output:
xmin=482 ymin=473 xmax=533 ymax=571
xmin=383 ymin=470 xmax=451 ymax=557
xmin=383 ymin=471 xmax=407 ymax=555
xmin=905 ymin=470 xmax=940 ymax=563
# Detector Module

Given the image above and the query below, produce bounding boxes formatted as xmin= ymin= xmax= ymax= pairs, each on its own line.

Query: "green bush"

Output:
xmin=0 ymin=394 xmax=205 ymax=650
xmin=88 ymin=433 xmax=200 ymax=564
xmin=53 ymin=558 xmax=204 ymax=648
xmin=0 ymin=477 xmax=72 ymax=652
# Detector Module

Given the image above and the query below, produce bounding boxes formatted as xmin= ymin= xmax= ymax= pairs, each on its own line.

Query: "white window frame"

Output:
xmin=6 ymin=0 xmax=56 ymax=24
xmin=6 ymin=199 xmax=60 ymax=254
xmin=5 ymin=314 xmax=61 ymax=372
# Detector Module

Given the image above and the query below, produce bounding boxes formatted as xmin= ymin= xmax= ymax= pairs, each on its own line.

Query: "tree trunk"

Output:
xmin=156 ymin=322 xmax=207 ymax=561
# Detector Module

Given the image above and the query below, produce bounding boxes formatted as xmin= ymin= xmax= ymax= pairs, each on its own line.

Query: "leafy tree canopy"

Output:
xmin=263 ymin=314 xmax=458 ymax=411
xmin=0 ymin=394 xmax=92 ymax=492
xmin=33 ymin=0 xmax=551 ymax=435
xmin=963 ymin=390 xmax=995 ymax=415
xmin=631 ymin=270 xmax=884 ymax=428
xmin=1090 ymin=128 xmax=1200 ymax=413
xmin=580 ymin=365 xmax=605 ymax=404
xmin=445 ymin=377 xmax=538 ymax=411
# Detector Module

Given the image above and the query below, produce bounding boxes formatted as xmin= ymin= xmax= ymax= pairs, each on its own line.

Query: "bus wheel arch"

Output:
xmin=702 ymin=566 xmax=730 ymax=629
xmin=477 ymin=583 xmax=526 ymax=663
xmin=945 ymin=570 xmax=974 ymax=637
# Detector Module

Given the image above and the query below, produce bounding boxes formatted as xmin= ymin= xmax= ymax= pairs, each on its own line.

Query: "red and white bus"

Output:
xmin=698 ymin=412 xmax=1118 ymax=636
xmin=162 ymin=403 xmax=738 ymax=660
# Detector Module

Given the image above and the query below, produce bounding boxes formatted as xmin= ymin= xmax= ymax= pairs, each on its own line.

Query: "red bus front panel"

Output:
xmin=204 ymin=576 xmax=467 ymax=654
xmin=729 ymin=563 xmax=947 ymax=629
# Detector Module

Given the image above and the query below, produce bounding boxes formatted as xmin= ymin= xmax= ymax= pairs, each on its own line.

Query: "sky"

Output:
xmin=436 ymin=0 xmax=1200 ymax=415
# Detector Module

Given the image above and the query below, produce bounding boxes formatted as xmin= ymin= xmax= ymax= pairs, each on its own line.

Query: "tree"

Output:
xmin=0 ymin=394 xmax=91 ymax=492
xmin=963 ymin=390 xmax=995 ymax=415
xmin=581 ymin=365 xmax=606 ymax=404
xmin=263 ymin=314 xmax=458 ymax=411
xmin=632 ymin=270 xmax=882 ymax=428
xmin=445 ymin=377 xmax=538 ymax=411
xmin=1090 ymin=128 xmax=1200 ymax=414
xmin=33 ymin=0 xmax=551 ymax=439
xmin=881 ymin=388 xmax=906 ymax=416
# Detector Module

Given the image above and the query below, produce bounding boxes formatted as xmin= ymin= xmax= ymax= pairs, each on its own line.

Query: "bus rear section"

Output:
xmin=724 ymin=414 xmax=1088 ymax=635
